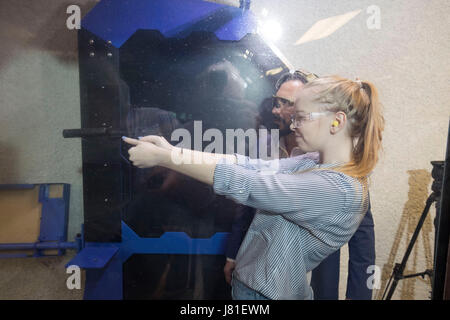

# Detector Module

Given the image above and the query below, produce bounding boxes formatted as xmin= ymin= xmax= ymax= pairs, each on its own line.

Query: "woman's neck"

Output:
xmin=319 ymin=138 xmax=353 ymax=164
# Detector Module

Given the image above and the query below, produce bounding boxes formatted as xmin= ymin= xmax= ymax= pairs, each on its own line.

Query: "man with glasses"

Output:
xmin=270 ymin=70 xmax=319 ymax=158
xmin=224 ymin=69 xmax=376 ymax=300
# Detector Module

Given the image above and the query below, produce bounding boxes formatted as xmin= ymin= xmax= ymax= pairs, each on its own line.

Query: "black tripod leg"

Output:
xmin=384 ymin=193 xmax=436 ymax=300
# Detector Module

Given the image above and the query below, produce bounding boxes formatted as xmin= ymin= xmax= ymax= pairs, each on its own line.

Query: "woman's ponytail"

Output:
xmin=304 ymin=76 xmax=385 ymax=179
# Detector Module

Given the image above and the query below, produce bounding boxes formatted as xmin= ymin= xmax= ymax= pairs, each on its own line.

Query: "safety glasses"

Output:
xmin=290 ymin=112 xmax=333 ymax=128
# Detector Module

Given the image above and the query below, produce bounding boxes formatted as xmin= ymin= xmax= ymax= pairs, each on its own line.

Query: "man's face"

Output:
xmin=272 ymin=80 xmax=305 ymax=134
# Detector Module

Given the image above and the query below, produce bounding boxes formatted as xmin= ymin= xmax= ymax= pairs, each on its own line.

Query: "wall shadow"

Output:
xmin=0 ymin=0 xmax=99 ymax=69
xmin=375 ymin=169 xmax=434 ymax=300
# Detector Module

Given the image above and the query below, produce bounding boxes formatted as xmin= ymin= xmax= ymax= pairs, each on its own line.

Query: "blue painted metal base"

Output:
xmin=68 ymin=222 xmax=230 ymax=299
xmin=66 ymin=247 xmax=119 ymax=269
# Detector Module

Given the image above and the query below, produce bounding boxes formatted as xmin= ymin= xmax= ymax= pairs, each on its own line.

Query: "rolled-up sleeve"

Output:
xmin=233 ymin=153 xmax=282 ymax=172
xmin=213 ymin=158 xmax=348 ymax=227
xmin=233 ymin=152 xmax=319 ymax=173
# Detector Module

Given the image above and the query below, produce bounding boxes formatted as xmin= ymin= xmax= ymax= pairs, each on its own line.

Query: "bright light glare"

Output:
xmin=259 ymin=20 xmax=282 ymax=41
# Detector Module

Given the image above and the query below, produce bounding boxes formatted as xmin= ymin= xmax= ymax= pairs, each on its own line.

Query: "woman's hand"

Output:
xmin=122 ymin=136 xmax=170 ymax=168
xmin=123 ymin=135 xmax=219 ymax=186
xmin=138 ymin=135 xmax=174 ymax=152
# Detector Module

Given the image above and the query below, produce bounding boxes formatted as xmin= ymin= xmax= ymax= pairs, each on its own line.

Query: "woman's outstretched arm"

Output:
xmin=122 ymin=135 xmax=236 ymax=185
xmin=122 ymin=135 xmax=353 ymax=233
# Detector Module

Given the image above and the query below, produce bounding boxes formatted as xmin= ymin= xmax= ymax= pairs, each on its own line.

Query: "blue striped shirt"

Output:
xmin=213 ymin=153 xmax=369 ymax=300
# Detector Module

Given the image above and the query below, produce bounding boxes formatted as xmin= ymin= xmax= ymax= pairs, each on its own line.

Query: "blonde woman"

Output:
xmin=122 ymin=75 xmax=384 ymax=300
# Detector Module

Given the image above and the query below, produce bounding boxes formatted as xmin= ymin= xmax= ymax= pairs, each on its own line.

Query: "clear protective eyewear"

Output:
xmin=290 ymin=111 xmax=334 ymax=128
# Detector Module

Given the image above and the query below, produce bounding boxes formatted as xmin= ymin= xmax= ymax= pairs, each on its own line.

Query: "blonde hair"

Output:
xmin=294 ymin=76 xmax=384 ymax=208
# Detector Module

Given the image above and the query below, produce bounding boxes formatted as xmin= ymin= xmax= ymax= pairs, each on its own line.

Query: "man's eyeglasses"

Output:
xmin=291 ymin=112 xmax=333 ymax=128
xmin=272 ymin=95 xmax=295 ymax=109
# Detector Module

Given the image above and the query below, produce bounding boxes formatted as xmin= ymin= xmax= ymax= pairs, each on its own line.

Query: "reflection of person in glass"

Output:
xmin=123 ymin=75 xmax=384 ymax=300
xmin=123 ymin=59 xmax=258 ymax=299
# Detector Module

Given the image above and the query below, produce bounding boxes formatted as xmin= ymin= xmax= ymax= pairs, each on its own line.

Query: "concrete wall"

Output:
xmin=0 ymin=0 xmax=449 ymax=299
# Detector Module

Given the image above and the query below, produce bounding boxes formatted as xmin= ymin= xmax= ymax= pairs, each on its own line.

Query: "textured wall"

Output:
xmin=249 ymin=0 xmax=450 ymax=299
xmin=0 ymin=0 xmax=96 ymax=300
xmin=0 ymin=0 xmax=449 ymax=299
